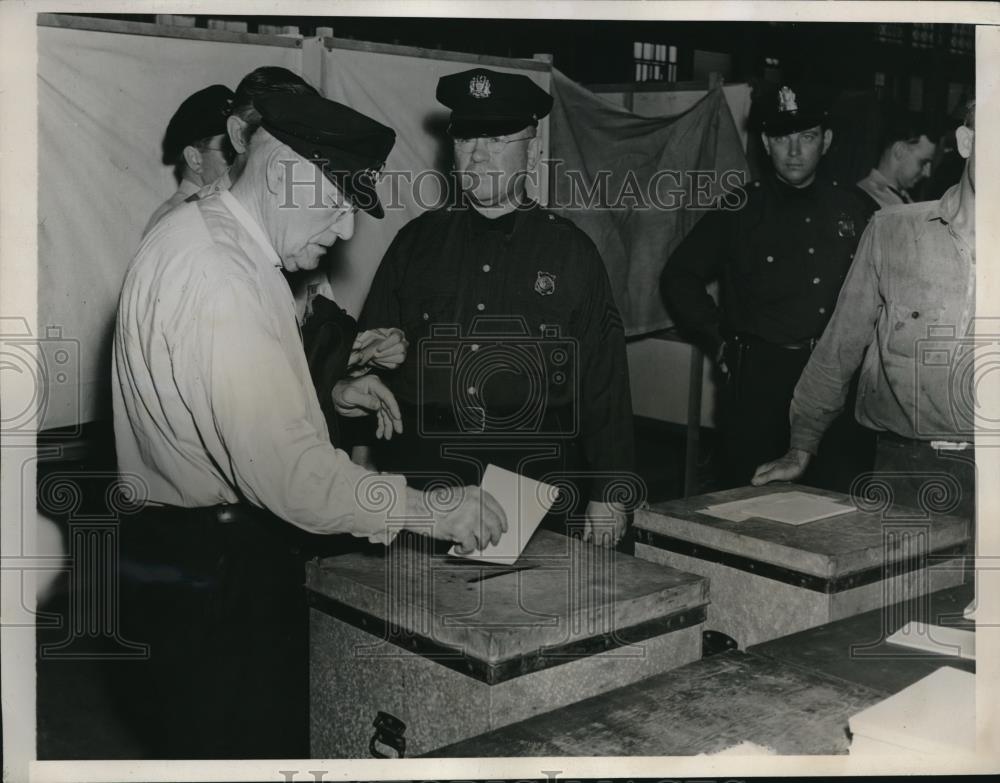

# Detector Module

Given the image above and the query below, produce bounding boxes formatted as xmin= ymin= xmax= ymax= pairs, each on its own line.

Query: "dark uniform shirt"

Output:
xmin=360 ymin=202 xmax=634 ymax=501
xmin=661 ymin=174 xmax=874 ymax=351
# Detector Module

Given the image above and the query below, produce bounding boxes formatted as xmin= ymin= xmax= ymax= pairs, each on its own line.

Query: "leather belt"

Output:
xmin=732 ymin=333 xmax=817 ymax=351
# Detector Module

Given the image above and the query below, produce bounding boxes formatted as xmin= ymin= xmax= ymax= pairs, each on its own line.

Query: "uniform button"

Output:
xmin=808 ymin=247 xmax=815 ymax=255
xmin=849 ymin=253 xmax=854 ymax=259
xmin=805 ymin=217 xmax=811 ymax=223
xmin=911 ymin=311 xmax=920 ymax=319
xmin=476 ymin=303 xmax=486 ymax=311
xmin=422 ymin=312 xmax=429 ymax=320
xmin=813 ymin=277 xmax=821 ymax=284
xmin=832 ymin=180 xmax=839 ymax=187
xmin=766 ymin=255 xmax=774 ymax=263
xmin=467 ymin=385 xmax=477 ymax=396
xmin=753 ymin=181 xmax=761 ymax=188
xmin=482 ymin=264 xmax=491 ymax=272
xmin=471 ymin=343 xmax=480 ymax=351
xmin=548 ymin=214 xmax=556 ymax=221
xmin=819 ymin=307 xmax=826 ymax=315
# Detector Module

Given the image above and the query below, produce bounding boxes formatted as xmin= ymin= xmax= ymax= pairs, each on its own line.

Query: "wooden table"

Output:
xmin=748 ymin=582 xmax=975 ymax=695
xmin=425 ymin=650 xmax=882 ymax=756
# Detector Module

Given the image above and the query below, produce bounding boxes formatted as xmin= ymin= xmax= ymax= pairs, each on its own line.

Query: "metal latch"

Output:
xmin=369 ymin=710 xmax=407 ymax=758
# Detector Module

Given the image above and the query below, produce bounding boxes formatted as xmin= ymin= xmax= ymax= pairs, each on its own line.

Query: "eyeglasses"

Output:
xmin=452 ymin=133 xmax=537 ymax=154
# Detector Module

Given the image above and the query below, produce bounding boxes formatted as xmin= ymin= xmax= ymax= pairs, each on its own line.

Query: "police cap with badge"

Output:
xmin=255 ymin=93 xmax=397 ymax=218
xmin=761 ymin=84 xmax=829 ymax=137
xmin=437 ymin=68 xmax=553 ymax=137
xmin=162 ymin=84 xmax=235 ymax=165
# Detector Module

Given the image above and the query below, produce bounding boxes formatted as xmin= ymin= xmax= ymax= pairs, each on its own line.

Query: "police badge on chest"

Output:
xmin=535 ymin=271 xmax=557 ymax=295
xmin=836 ymin=214 xmax=856 ymax=238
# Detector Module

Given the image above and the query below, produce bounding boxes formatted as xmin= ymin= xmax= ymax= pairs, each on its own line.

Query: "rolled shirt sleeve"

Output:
xmin=789 ymin=219 xmax=883 ymax=454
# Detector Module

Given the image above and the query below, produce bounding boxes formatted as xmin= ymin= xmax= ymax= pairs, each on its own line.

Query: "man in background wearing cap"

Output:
xmin=113 ymin=93 xmax=506 ymax=758
xmin=662 ymin=84 xmax=874 ymax=489
xmin=358 ymin=68 xmax=634 ymax=547
xmin=754 ymin=103 xmax=977 ymax=526
xmin=143 ymin=84 xmax=235 ymax=235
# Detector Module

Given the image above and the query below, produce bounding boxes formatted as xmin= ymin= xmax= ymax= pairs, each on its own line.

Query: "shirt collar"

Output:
xmin=219 ymin=190 xmax=283 ymax=269
xmin=930 ymin=183 xmax=962 ymax=225
xmin=176 ymin=178 xmax=201 ymax=199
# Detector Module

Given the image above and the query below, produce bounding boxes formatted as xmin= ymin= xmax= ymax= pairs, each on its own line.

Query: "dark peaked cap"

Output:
xmin=161 ymin=84 xmax=234 ymax=164
xmin=256 ymin=93 xmax=396 ymax=219
xmin=437 ymin=68 xmax=553 ymax=137
xmin=761 ymin=84 xmax=829 ymax=137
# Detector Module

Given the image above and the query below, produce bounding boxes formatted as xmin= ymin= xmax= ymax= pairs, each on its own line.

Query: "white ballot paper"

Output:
xmin=848 ymin=666 xmax=975 ymax=755
xmin=703 ymin=490 xmax=855 ymax=525
xmin=886 ymin=621 xmax=976 ymax=660
xmin=448 ymin=464 xmax=558 ymax=564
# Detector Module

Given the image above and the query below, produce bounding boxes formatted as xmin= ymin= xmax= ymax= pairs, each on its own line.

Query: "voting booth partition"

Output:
xmin=36 ymin=14 xmax=551 ymax=432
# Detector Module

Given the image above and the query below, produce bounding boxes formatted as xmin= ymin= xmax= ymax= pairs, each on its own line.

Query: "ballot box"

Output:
xmin=634 ymin=484 xmax=970 ymax=650
xmin=306 ymin=529 xmax=708 ymax=758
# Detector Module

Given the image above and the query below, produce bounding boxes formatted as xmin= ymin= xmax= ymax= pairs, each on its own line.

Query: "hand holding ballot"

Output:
xmin=405 ymin=484 xmax=508 ymax=554
xmin=448 ymin=465 xmax=558 ymax=563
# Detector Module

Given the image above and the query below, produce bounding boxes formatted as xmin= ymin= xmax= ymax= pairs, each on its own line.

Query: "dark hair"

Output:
xmin=878 ymin=105 xmax=938 ymax=153
xmin=232 ymin=66 xmax=319 ymax=143
xmin=964 ymin=100 xmax=976 ymax=130
xmin=170 ymin=133 xmax=237 ymax=184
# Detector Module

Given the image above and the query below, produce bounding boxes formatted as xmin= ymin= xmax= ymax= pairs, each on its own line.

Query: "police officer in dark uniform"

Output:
xmin=357 ymin=68 xmax=635 ymax=546
xmin=661 ymin=84 xmax=875 ymax=489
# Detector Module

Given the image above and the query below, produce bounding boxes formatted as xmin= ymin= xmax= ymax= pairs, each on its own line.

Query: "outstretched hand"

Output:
xmin=751 ymin=448 xmax=811 ymax=486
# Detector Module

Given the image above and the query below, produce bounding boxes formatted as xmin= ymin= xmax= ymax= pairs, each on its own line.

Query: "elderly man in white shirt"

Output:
xmin=113 ymin=93 xmax=506 ymax=759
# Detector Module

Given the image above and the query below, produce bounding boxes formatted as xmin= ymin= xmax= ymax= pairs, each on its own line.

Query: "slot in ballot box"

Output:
xmin=306 ymin=529 xmax=708 ymax=758
xmin=634 ymin=484 xmax=969 ymax=650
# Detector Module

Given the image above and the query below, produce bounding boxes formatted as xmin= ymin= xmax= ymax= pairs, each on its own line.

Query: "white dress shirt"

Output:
xmin=113 ymin=190 xmax=404 ymax=539
xmin=142 ymin=178 xmax=201 ymax=237
xmin=856 ymin=167 xmax=910 ymax=210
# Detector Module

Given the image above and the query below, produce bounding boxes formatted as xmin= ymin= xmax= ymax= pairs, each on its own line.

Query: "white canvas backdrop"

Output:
xmin=319 ymin=44 xmax=551 ymax=318
xmin=37 ymin=23 xmax=302 ymax=429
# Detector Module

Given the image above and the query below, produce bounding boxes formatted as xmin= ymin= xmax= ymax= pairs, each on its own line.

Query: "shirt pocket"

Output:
xmin=885 ymin=303 xmax=944 ymax=359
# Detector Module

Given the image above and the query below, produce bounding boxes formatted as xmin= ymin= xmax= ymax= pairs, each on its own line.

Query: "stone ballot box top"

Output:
xmin=305 ymin=529 xmax=708 ymax=668
xmin=635 ymin=484 xmax=970 ymax=586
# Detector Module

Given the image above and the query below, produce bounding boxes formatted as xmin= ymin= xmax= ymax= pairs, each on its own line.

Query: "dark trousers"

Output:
xmin=723 ymin=339 xmax=876 ymax=491
xmin=872 ymin=432 xmax=976 ymax=533
xmin=114 ymin=505 xmax=313 ymax=759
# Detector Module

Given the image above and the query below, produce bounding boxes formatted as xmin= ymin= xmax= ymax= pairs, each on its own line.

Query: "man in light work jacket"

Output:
xmin=113 ymin=93 xmax=506 ymax=758
xmin=662 ymin=84 xmax=874 ymax=489
xmin=754 ymin=102 xmax=977 ymax=524
xmin=144 ymin=84 xmax=234 ymax=234
xmin=357 ymin=68 xmax=636 ymax=547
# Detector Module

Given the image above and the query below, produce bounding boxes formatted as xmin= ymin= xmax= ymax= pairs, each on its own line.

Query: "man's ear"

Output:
xmin=955 ymin=126 xmax=974 ymax=160
xmin=760 ymin=133 xmax=772 ymax=156
xmin=182 ymin=145 xmax=202 ymax=175
xmin=821 ymin=128 xmax=833 ymax=155
xmin=227 ymin=115 xmax=249 ymax=155
xmin=264 ymin=144 xmax=286 ymax=197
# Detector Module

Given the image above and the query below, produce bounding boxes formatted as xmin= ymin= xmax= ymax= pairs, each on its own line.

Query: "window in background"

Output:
xmin=948 ymin=24 xmax=974 ymax=55
xmin=634 ymin=41 xmax=675 ymax=82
